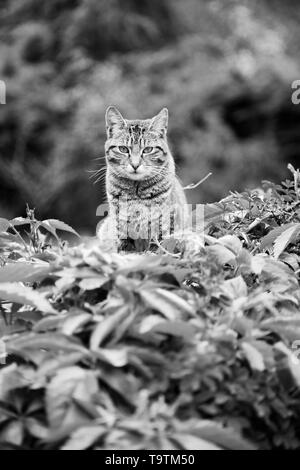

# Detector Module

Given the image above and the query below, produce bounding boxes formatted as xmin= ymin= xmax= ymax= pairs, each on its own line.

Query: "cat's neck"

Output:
xmin=107 ymin=169 xmax=174 ymax=200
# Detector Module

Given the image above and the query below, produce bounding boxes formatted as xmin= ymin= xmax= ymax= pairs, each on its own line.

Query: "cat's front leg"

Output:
xmin=97 ymin=217 xmax=119 ymax=252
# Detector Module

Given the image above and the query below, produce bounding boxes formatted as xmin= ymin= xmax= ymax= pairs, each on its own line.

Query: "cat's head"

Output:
xmin=104 ymin=106 xmax=173 ymax=181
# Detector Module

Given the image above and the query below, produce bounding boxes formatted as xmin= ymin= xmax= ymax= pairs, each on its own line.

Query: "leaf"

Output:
xmin=189 ymin=421 xmax=257 ymax=450
xmin=250 ymin=255 xmax=266 ymax=274
xmin=182 ymin=230 xmax=205 ymax=254
xmin=206 ymin=245 xmax=236 ymax=265
xmin=33 ymin=315 xmax=66 ymax=332
xmin=55 ymin=267 xmax=102 ymax=279
xmin=0 ymin=232 xmax=20 ymax=245
xmin=261 ymin=318 xmax=300 ymax=343
xmin=61 ymin=426 xmax=105 ymax=450
xmin=0 ymin=218 xmax=10 ymax=232
xmin=172 ymin=433 xmax=221 ymax=450
xmin=0 ymin=364 xmax=35 ymax=399
xmin=46 ymin=366 xmax=98 ymax=429
xmin=280 ymin=253 xmax=300 ymax=271
xmin=7 ymin=333 xmax=88 ymax=357
xmin=203 ymin=202 xmax=229 ymax=227
xmin=216 ymin=235 xmax=243 ymax=255
xmin=9 ymin=217 xmax=30 ymax=227
xmin=0 ymin=262 xmax=51 ymax=283
xmin=55 ymin=276 xmax=76 ymax=292
xmin=37 ymin=352 xmax=88 ymax=377
xmin=90 ymin=306 xmax=128 ymax=350
xmin=231 ymin=316 xmax=254 ymax=337
xmin=139 ymin=288 xmax=194 ymax=319
xmin=139 ymin=317 xmax=195 ymax=341
xmin=242 ymin=342 xmax=265 ymax=372
xmin=260 ymin=223 xmax=298 ymax=250
xmin=220 ymin=276 xmax=248 ymax=299
xmin=116 ymin=255 xmax=162 ymax=274
xmin=235 ymin=248 xmax=252 ymax=272
xmin=61 ymin=313 xmax=91 ymax=336
xmin=97 ymin=369 xmax=138 ymax=409
xmin=260 ymin=258 xmax=296 ymax=287
xmin=39 ymin=221 xmax=59 ymax=240
xmin=25 ymin=419 xmax=50 ymax=441
xmin=274 ymin=342 xmax=300 ymax=390
xmin=0 ymin=339 xmax=7 ymax=363
xmin=42 ymin=219 xmax=80 ymax=238
xmin=0 ymin=283 xmax=56 ymax=314
xmin=95 ymin=348 xmax=128 ymax=367
xmin=78 ymin=277 xmax=107 ymax=290
xmin=138 ymin=315 xmax=167 ymax=334
xmin=273 ymin=224 xmax=300 ymax=259
xmin=0 ymin=420 xmax=24 ymax=446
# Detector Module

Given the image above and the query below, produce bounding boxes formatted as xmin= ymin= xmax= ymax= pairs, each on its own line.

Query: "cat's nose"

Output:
xmin=130 ymin=162 xmax=140 ymax=171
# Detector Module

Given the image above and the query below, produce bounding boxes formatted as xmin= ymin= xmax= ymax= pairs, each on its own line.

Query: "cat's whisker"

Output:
xmin=92 ymin=167 xmax=106 ymax=175
xmin=89 ymin=172 xmax=106 ymax=181
xmin=89 ymin=167 xmax=107 ymax=181
xmin=93 ymin=167 xmax=107 ymax=173
xmin=92 ymin=172 xmax=107 ymax=181
xmin=87 ymin=168 xmax=105 ymax=175
xmin=94 ymin=173 xmax=107 ymax=184
xmin=93 ymin=156 xmax=107 ymax=161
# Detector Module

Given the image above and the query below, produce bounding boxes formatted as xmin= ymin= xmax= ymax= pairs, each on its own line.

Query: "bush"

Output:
xmin=67 ymin=0 xmax=179 ymax=60
xmin=17 ymin=23 xmax=54 ymax=63
xmin=0 ymin=167 xmax=300 ymax=449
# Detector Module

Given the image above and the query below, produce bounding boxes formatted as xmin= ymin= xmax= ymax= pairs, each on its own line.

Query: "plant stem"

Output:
xmin=9 ymin=223 xmax=31 ymax=257
xmin=184 ymin=172 xmax=212 ymax=190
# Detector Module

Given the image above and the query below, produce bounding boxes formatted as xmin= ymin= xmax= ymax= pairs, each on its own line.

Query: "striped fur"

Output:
xmin=98 ymin=106 xmax=187 ymax=251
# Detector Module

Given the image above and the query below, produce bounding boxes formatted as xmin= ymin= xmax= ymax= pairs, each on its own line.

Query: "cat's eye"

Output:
xmin=143 ymin=146 xmax=154 ymax=154
xmin=118 ymin=146 xmax=129 ymax=154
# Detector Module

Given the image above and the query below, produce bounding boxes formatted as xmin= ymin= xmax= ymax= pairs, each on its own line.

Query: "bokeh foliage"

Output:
xmin=0 ymin=0 xmax=300 ymax=231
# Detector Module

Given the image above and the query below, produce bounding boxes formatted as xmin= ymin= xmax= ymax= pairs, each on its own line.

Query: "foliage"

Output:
xmin=0 ymin=167 xmax=300 ymax=450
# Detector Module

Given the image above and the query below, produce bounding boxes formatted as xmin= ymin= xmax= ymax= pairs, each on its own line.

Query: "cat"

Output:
xmin=97 ymin=106 xmax=188 ymax=252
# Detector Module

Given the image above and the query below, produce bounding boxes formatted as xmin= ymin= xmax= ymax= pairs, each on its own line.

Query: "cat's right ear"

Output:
xmin=105 ymin=106 xmax=125 ymax=138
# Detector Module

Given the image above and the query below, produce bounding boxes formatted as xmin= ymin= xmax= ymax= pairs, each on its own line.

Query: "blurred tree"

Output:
xmin=67 ymin=0 xmax=179 ymax=60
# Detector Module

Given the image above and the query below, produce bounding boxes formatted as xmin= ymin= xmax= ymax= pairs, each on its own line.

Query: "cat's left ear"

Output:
xmin=150 ymin=108 xmax=168 ymax=137
xmin=105 ymin=106 xmax=125 ymax=137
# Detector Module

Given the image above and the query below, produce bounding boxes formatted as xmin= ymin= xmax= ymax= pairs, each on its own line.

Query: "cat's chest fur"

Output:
xmin=99 ymin=175 xmax=187 ymax=249
xmin=108 ymin=178 xmax=173 ymax=236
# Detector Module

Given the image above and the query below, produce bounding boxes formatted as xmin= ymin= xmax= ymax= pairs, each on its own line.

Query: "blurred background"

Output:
xmin=0 ymin=0 xmax=300 ymax=233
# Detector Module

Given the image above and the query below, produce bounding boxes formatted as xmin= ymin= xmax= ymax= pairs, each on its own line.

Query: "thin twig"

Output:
xmin=183 ymin=172 xmax=212 ymax=190
xmin=288 ymin=163 xmax=299 ymax=201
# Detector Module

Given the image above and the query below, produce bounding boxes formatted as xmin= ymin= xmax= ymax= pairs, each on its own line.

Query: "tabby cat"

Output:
xmin=97 ymin=106 xmax=188 ymax=251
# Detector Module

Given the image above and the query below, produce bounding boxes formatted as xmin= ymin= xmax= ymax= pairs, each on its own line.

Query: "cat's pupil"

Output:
xmin=143 ymin=146 xmax=153 ymax=153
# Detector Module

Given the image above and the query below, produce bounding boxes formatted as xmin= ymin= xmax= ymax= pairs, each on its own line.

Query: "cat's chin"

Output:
xmin=126 ymin=172 xmax=148 ymax=181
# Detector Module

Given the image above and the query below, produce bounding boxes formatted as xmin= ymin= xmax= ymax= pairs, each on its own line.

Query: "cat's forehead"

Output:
xmin=123 ymin=119 xmax=156 ymax=143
